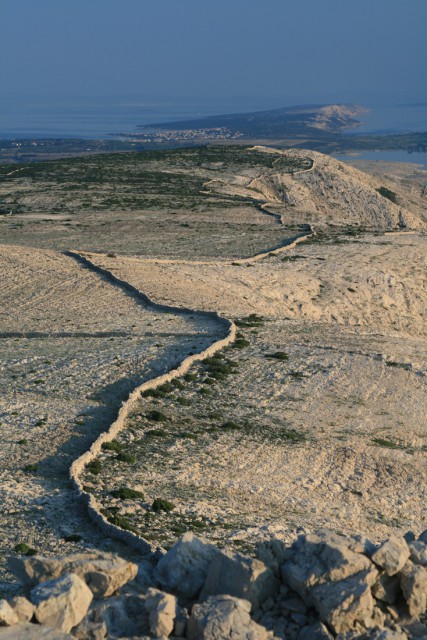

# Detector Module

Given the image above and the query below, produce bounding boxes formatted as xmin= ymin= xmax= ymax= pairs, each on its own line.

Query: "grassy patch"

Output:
xmin=14 ymin=543 xmax=37 ymax=556
xmin=376 ymin=186 xmax=398 ymax=204
xmin=265 ymin=351 xmax=289 ymax=361
xmin=116 ymin=451 xmax=136 ymax=464
xmin=101 ymin=440 xmax=124 ymax=452
xmin=372 ymin=438 xmax=402 ymax=449
xmin=152 ymin=498 xmax=175 ymax=513
xmin=87 ymin=459 xmax=102 ymax=475
xmin=146 ymin=409 xmax=168 ymax=422
xmin=111 ymin=487 xmax=144 ymax=500
xmin=23 ymin=463 xmax=38 ymax=473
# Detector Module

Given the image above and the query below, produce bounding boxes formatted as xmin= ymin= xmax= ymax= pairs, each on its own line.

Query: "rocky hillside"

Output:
xmin=245 ymin=148 xmax=427 ymax=231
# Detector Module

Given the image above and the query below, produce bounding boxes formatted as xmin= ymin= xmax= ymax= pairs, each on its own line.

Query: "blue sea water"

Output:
xmin=0 ymin=97 xmax=268 ymax=139
xmin=333 ymin=150 xmax=427 ymax=171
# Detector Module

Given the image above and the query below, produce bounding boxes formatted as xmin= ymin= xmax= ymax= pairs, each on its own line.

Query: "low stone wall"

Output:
xmin=66 ymin=251 xmax=236 ymax=554
xmin=66 ymin=213 xmax=314 ymax=554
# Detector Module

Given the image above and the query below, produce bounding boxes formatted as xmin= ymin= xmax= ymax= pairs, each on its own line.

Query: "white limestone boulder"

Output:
xmin=31 ymin=573 xmax=93 ymax=633
xmin=155 ymin=533 xmax=219 ymax=598
xmin=145 ymin=587 xmax=176 ymax=638
xmin=371 ymin=537 xmax=410 ymax=576
xmin=0 ymin=624 xmax=74 ymax=639
xmin=8 ymin=552 xmax=138 ymax=598
xmin=0 ymin=600 xmax=19 ymax=626
xmin=399 ymin=560 xmax=427 ymax=617
xmin=200 ymin=548 xmax=279 ymax=609
xmin=187 ymin=595 xmax=268 ymax=640
xmin=8 ymin=596 xmax=35 ymax=623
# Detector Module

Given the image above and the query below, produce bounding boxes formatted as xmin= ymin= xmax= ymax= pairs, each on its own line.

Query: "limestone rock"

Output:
xmin=399 ymin=561 xmax=427 ymax=617
xmin=201 ymin=548 xmax=279 ymax=609
xmin=371 ymin=537 xmax=410 ymax=576
xmin=297 ymin=621 xmax=334 ymax=639
xmin=187 ymin=595 xmax=268 ymax=640
xmin=8 ymin=552 xmax=138 ymax=598
xmin=8 ymin=596 xmax=35 ymax=623
xmin=145 ymin=588 xmax=176 ymax=638
xmin=0 ymin=624 xmax=74 ymax=639
xmin=174 ymin=605 xmax=189 ymax=638
xmin=91 ymin=594 xmax=149 ymax=637
xmin=155 ymin=533 xmax=219 ymax=598
xmin=256 ymin=539 xmax=291 ymax=578
xmin=31 ymin=573 xmax=93 ymax=633
xmin=282 ymin=530 xmax=374 ymax=600
xmin=366 ymin=629 xmax=409 ymax=639
xmin=0 ymin=600 xmax=19 ymax=626
xmin=311 ymin=569 xmax=377 ymax=634
xmin=7 ymin=556 xmax=62 ymax=587
xmin=418 ymin=530 xmax=427 ymax=545
xmin=409 ymin=540 xmax=427 ymax=567
xmin=372 ymin=572 xmax=401 ymax=604
xmin=72 ymin=617 xmax=107 ymax=640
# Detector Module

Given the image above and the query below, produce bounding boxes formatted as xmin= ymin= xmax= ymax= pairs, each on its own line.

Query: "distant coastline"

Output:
xmin=1 ymin=101 xmax=427 ymax=140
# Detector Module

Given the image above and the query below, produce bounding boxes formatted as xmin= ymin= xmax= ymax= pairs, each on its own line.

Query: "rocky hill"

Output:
xmin=216 ymin=147 xmax=427 ymax=231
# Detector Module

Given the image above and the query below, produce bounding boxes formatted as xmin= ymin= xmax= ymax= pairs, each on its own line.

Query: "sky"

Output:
xmin=1 ymin=0 xmax=427 ymax=110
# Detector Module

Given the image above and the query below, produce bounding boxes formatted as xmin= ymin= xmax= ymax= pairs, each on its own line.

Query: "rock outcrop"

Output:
xmin=3 ymin=528 xmax=427 ymax=639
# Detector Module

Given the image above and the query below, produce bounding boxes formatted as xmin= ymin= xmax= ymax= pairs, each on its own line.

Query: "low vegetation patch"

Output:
xmin=152 ymin=498 xmax=175 ymax=513
xmin=14 ymin=542 xmax=37 ymax=556
xmin=111 ymin=487 xmax=144 ymax=500
xmin=376 ymin=186 xmax=398 ymax=204
xmin=101 ymin=440 xmax=123 ymax=452
xmin=265 ymin=351 xmax=289 ymax=361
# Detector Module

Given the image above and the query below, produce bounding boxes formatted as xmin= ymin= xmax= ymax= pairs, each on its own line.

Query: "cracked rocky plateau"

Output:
xmin=0 ymin=147 xmax=426 ymax=637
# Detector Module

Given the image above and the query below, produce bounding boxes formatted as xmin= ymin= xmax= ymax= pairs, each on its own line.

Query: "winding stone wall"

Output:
xmin=67 ymin=208 xmax=314 ymax=553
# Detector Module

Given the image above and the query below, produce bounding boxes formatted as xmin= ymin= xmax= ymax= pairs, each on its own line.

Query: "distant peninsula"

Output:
xmin=138 ymin=103 xmax=367 ymax=138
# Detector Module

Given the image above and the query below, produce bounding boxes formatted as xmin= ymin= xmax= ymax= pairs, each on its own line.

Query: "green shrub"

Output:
xmin=372 ymin=438 xmax=400 ymax=449
xmin=14 ymin=543 xmax=37 ymax=556
xmin=146 ymin=429 xmax=168 ymax=438
xmin=176 ymin=397 xmax=192 ymax=406
xmin=152 ymin=498 xmax=175 ymax=513
xmin=116 ymin=452 xmax=136 ymax=464
xmin=221 ymin=421 xmax=241 ymax=431
xmin=87 ymin=459 xmax=102 ymax=475
xmin=23 ymin=463 xmax=38 ymax=473
xmin=146 ymin=409 xmax=167 ymax=422
xmin=235 ymin=314 xmax=264 ymax=328
xmin=111 ymin=487 xmax=144 ymax=500
xmin=171 ymin=379 xmax=185 ymax=390
xmin=142 ymin=388 xmax=167 ymax=398
xmin=107 ymin=514 xmax=137 ymax=532
xmin=199 ymin=387 xmax=212 ymax=395
xmin=265 ymin=351 xmax=289 ymax=360
xmin=376 ymin=186 xmax=397 ymax=203
xmin=233 ymin=333 xmax=250 ymax=349
xmin=63 ymin=534 xmax=82 ymax=543
xmin=101 ymin=440 xmax=123 ymax=452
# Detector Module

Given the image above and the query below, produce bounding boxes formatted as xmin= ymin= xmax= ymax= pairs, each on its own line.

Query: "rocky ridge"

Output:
xmin=1 ymin=528 xmax=427 ymax=639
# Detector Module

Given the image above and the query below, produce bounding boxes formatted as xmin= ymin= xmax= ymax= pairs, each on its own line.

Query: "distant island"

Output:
xmin=1 ymin=103 xmax=426 ymax=163
xmin=138 ymin=103 xmax=367 ymax=138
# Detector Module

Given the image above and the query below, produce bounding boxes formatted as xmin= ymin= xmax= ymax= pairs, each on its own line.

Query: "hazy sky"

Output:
xmin=2 ymin=0 xmax=427 ymax=108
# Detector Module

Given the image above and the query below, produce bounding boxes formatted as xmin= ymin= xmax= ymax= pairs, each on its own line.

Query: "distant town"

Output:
xmin=117 ymin=127 xmax=243 ymax=143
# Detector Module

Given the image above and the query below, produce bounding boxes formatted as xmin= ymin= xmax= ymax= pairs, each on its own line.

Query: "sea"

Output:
xmin=0 ymin=97 xmax=266 ymax=140
xmin=335 ymin=103 xmax=427 ymax=170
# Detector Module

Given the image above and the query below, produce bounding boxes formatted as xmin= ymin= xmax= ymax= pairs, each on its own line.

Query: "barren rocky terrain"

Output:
xmin=0 ymin=147 xmax=426 ymax=632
